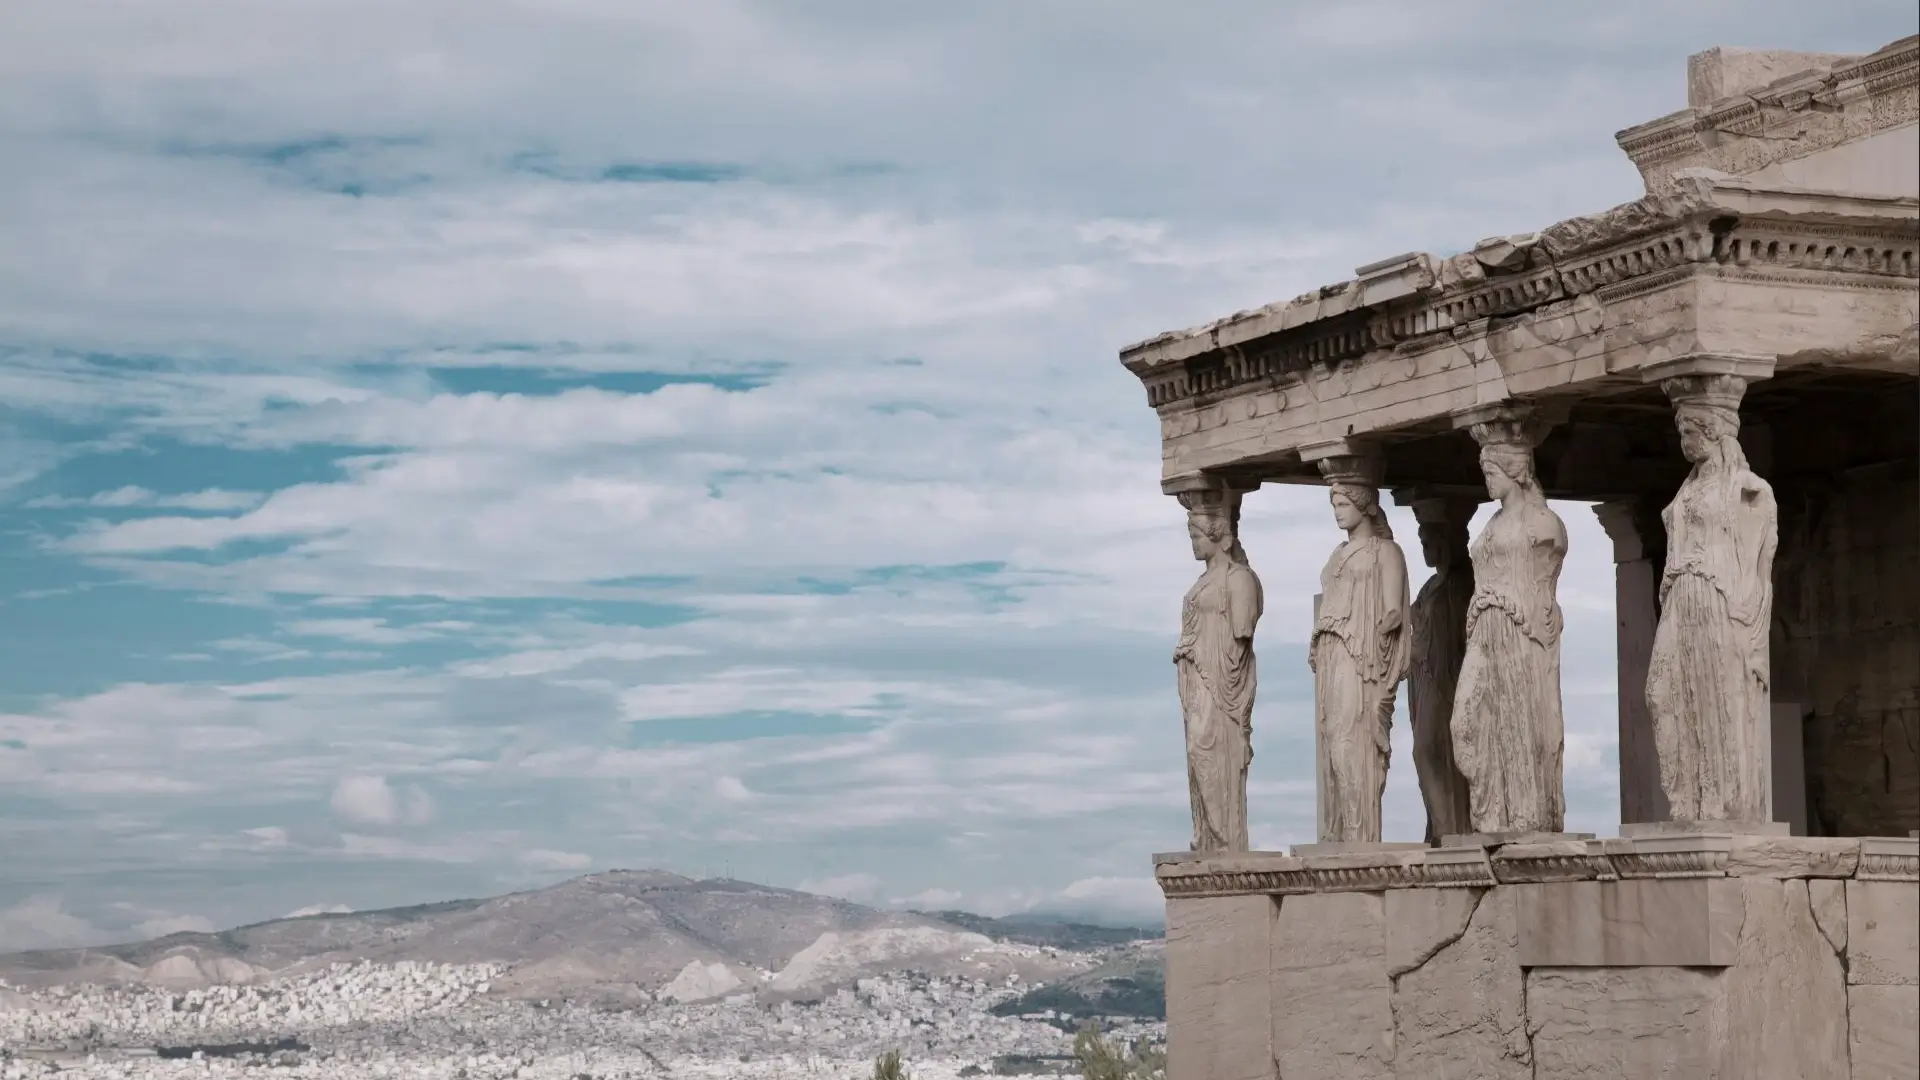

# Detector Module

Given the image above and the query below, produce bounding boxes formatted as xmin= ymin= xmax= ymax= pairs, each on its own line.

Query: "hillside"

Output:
xmin=0 ymin=871 xmax=1164 ymax=1007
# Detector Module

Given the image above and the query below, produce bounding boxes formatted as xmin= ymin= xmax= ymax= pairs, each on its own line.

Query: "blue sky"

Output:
xmin=2 ymin=1 xmax=1914 ymax=948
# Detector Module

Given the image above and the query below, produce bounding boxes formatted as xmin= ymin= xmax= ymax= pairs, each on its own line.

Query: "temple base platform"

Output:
xmin=1154 ymin=834 xmax=1919 ymax=1080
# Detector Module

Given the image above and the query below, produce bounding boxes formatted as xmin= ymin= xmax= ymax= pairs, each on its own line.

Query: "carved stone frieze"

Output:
xmin=1419 ymin=846 xmax=1499 ymax=888
xmin=1153 ymin=834 xmax=1919 ymax=898
xmin=1301 ymin=850 xmax=1429 ymax=892
xmin=1489 ymin=842 xmax=1598 ymax=884
xmin=1617 ymin=35 xmax=1919 ymax=189
xmin=1856 ymin=838 xmax=1920 ymax=882
xmin=1120 ymin=172 xmax=1918 ymax=415
xmin=1608 ymin=835 xmax=1735 ymax=879
xmin=1155 ymin=853 xmax=1313 ymax=899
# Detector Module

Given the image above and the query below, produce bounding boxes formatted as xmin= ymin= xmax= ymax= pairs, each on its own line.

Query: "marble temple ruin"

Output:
xmin=1129 ymin=37 xmax=1919 ymax=1080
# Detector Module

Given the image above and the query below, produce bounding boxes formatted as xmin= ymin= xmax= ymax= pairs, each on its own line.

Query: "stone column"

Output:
xmin=1594 ymin=499 xmax=1670 ymax=825
xmin=1394 ymin=488 xmax=1480 ymax=844
xmin=1635 ymin=354 xmax=1780 ymax=832
xmin=1448 ymin=403 xmax=1570 ymax=836
xmin=1299 ymin=441 xmax=1411 ymax=845
xmin=1168 ymin=475 xmax=1265 ymax=852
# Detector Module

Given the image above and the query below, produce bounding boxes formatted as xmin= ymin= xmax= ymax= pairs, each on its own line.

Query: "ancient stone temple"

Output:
xmin=1130 ymin=38 xmax=1919 ymax=1080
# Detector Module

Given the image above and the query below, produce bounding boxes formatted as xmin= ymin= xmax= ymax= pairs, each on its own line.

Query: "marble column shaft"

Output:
xmin=1594 ymin=498 xmax=1671 ymax=825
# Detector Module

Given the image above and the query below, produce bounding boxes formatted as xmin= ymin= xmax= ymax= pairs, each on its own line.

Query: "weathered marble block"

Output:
xmin=1514 ymin=878 xmax=1743 ymax=966
xmin=1848 ymin=984 xmax=1920 ymax=1080
xmin=1270 ymin=891 xmax=1392 ymax=1080
xmin=1386 ymin=887 xmax=1529 ymax=1078
xmin=1163 ymin=894 xmax=1273 ymax=1080
xmin=1157 ymin=836 xmax=1920 ymax=1080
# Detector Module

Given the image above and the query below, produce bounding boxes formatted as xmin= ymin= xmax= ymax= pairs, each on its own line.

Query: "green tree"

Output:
xmin=873 ymin=1048 xmax=908 ymax=1080
xmin=1073 ymin=1023 xmax=1165 ymax=1080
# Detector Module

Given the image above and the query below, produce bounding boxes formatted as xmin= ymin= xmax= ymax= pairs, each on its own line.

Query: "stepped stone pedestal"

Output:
xmin=1155 ymin=836 xmax=1920 ymax=1080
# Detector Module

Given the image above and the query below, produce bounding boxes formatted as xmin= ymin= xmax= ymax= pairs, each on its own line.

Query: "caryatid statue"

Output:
xmin=1646 ymin=372 xmax=1778 ymax=824
xmin=1404 ymin=494 xmax=1477 ymax=845
xmin=1309 ymin=456 xmax=1410 ymax=844
xmin=1451 ymin=409 xmax=1569 ymax=835
xmin=1173 ymin=483 xmax=1264 ymax=852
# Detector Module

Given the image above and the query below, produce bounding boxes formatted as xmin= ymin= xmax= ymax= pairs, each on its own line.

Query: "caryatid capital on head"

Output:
xmin=1302 ymin=439 xmax=1388 ymax=521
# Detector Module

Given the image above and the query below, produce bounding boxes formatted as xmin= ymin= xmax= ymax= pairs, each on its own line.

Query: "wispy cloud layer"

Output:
xmin=1 ymin=0 xmax=1911 ymax=947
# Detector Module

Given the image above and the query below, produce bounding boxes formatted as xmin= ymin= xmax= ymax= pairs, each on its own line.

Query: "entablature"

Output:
xmin=1616 ymin=35 xmax=1918 ymax=191
xmin=1122 ymin=175 xmax=1917 ymax=415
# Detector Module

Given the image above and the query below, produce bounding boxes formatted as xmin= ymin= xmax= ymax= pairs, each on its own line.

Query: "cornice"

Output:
xmin=1615 ymin=35 xmax=1919 ymax=186
xmin=1122 ymin=177 xmax=1919 ymax=413
xmin=1153 ymin=835 xmax=1915 ymax=899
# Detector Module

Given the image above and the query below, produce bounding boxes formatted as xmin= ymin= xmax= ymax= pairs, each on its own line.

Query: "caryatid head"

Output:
xmin=1663 ymin=374 xmax=1747 ymax=467
xmin=1315 ymin=453 xmax=1393 ymax=541
xmin=1178 ymin=486 xmax=1244 ymax=563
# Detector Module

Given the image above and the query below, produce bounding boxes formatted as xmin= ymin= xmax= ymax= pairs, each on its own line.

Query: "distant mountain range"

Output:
xmin=0 ymin=871 xmax=1162 ymax=1012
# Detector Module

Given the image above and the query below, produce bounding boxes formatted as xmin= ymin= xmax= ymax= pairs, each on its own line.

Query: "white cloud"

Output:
xmin=329 ymin=775 xmax=436 ymax=828
xmin=133 ymin=913 xmax=216 ymax=938
xmin=519 ymin=849 xmax=593 ymax=872
xmin=1044 ymin=876 xmax=1166 ymax=925
xmin=0 ymin=896 xmax=104 ymax=952
xmin=337 ymin=833 xmax=478 ymax=863
xmin=797 ymin=873 xmax=880 ymax=903
xmin=284 ymin=904 xmax=354 ymax=918
xmin=284 ymin=618 xmax=454 ymax=645
xmin=0 ymin=0 xmax=1903 ymax=936
xmin=23 ymin=486 xmax=261 ymax=512
xmin=893 ymin=888 xmax=962 ymax=909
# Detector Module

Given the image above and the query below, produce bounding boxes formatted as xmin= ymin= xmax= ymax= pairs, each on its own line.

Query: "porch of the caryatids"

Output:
xmin=1300 ymin=442 xmax=1410 ymax=845
xmin=1395 ymin=489 xmax=1479 ymax=845
xmin=1171 ymin=476 xmax=1265 ymax=853
xmin=1639 ymin=355 xmax=1780 ymax=830
xmin=1449 ymin=403 xmax=1570 ymax=837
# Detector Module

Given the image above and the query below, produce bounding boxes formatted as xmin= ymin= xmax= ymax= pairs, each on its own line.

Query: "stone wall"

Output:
xmin=1774 ymin=463 xmax=1920 ymax=838
xmin=1157 ymin=837 xmax=1919 ymax=1080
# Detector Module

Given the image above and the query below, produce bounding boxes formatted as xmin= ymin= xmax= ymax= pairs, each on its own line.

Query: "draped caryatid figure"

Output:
xmin=1647 ymin=373 xmax=1778 ymax=823
xmin=1173 ymin=484 xmax=1264 ymax=852
xmin=1452 ymin=415 xmax=1569 ymax=835
xmin=1309 ymin=459 xmax=1410 ymax=844
xmin=1405 ymin=496 xmax=1476 ymax=845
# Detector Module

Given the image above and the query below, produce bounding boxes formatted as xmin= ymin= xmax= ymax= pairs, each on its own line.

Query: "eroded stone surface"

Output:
xmin=1174 ymin=482 xmax=1263 ymax=854
xmin=1718 ymin=879 xmax=1848 ymax=1080
xmin=1515 ymin=878 xmax=1743 ymax=967
xmin=1647 ymin=366 xmax=1778 ymax=825
xmin=1848 ymin=984 xmax=1920 ymax=1080
xmin=1309 ymin=451 xmax=1410 ymax=845
xmin=1726 ymin=835 xmax=1861 ymax=878
xmin=1271 ymin=891 xmax=1391 ymax=1080
xmin=1809 ymin=877 xmax=1847 ymax=955
xmin=1453 ymin=406 xmax=1568 ymax=836
xmin=1847 ymin=880 xmax=1920 ymax=986
xmin=1164 ymin=894 xmax=1273 ymax=1080
xmin=1403 ymin=493 xmax=1476 ymax=844
xmin=1390 ymin=888 xmax=1528 ymax=1079
xmin=1527 ymin=967 xmax=1721 ymax=1080
xmin=1384 ymin=887 xmax=1480 ymax=977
